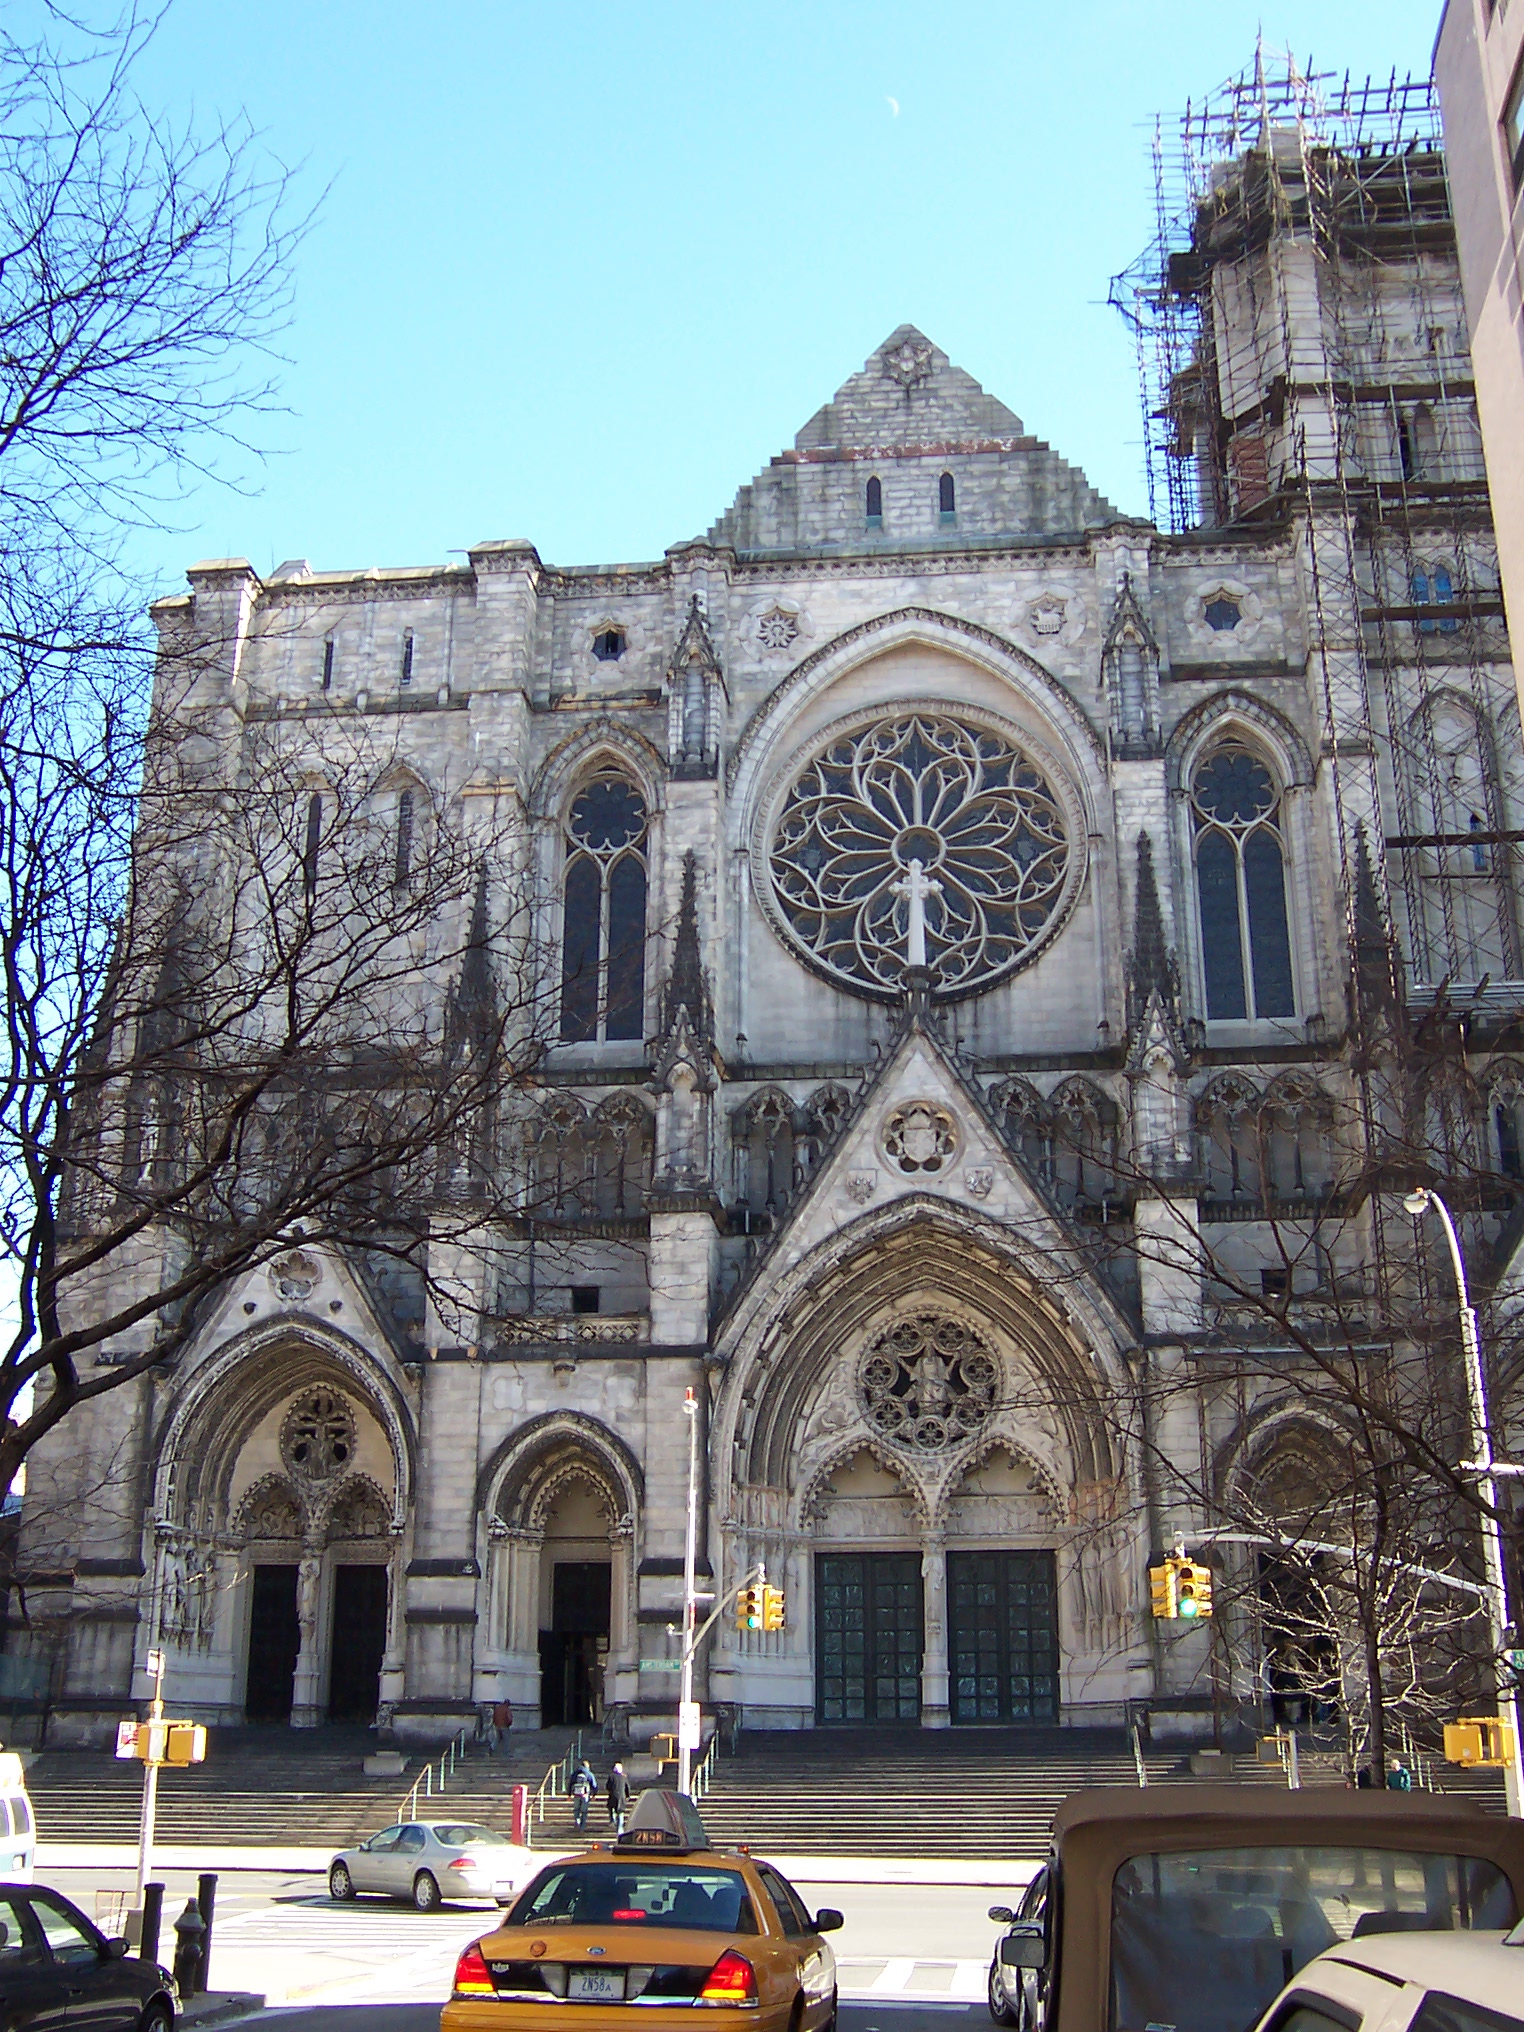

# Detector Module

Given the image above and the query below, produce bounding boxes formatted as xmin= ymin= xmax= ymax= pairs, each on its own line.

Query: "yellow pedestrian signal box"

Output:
xmin=736 ymin=1587 xmax=763 ymax=1632
xmin=1175 ymin=1559 xmax=1213 ymax=1620
xmin=761 ymin=1585 xmax=786 ymax=1632
xmin=166 ymin=1723 xmax=207 ymax=1767
xmin=1444 ymin=1717 xmax=1516 ymax=1768
xmin=1148 ymin=1562 xmax=1177 ymax=1620
xmin=116 ymin=1719 xmax=208 ymax=1766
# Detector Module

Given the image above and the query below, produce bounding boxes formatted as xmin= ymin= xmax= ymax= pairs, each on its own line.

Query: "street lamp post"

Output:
xmin=1404 ymin=1185 xmax=1524 ymax=1817
xmin=678 ymin=1387 xmax=700 ymax=1798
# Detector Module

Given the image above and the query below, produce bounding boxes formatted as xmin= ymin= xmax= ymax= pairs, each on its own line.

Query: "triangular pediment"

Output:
xmin=178 ymin=1240 xmax=415 ymax=1376
xmin=794 ymin=325 xmax=1024 ymax=451
xmin=720 ymin=1018 xmax=1137 ymax=1348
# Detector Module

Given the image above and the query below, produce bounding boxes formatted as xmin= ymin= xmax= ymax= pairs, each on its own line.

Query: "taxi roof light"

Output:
xmin=700 ymin=1950 xmax=758 ymax=2004
xmin=453 ymin=1942 xmax=495 ymax=1997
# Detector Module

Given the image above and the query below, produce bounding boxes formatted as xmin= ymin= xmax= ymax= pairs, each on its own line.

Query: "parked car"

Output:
xmin=985 ymin=1788 xmax=1524 ymax=2032
xmin=442 ymin=1789 xmax=841 ymax=2032
xmin=329 ymin=1820 xmax=526 ymax=1910
xmin=1250 ymin=1922 xmax=1522 ymax=2032
xmin=0 ymin=1756 xmax=35 ymax=1885
xmin=0 ymin=1880 xmax=176 ymax=2029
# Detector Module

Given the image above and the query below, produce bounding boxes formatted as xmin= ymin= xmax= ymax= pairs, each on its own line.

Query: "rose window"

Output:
xmin=758 ymin=609 xmax=800 ymax=651
xmin=767 ymin=713 xmax=1077 ymax=999
xmin=281 ymin=1389 xmax=356 ymax=1482
xmin=859 ymin=1315 xmax=998 ymax=1452
xmin=882 ymin=1101 xmax=958 ymax=1174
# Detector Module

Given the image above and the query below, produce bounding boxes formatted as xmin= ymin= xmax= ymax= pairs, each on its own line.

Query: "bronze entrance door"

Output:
xmin=949 ymin=1549 xmax=1059 ymax=1723
xmin=815 ymin=1552 xmax=923 ymax=1724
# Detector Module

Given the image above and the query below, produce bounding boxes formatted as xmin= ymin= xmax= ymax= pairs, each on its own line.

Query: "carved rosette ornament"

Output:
xmin=882 ymin=336 xmax=934 ymax=390
xmin=858 ymin=1316 xmax=997 ymax=1452
xmin=882 ymin=1100 xmax=958 ymax=1175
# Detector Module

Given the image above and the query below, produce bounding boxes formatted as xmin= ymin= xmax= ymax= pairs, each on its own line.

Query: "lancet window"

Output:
xmin=1196 ymin=1076 xmax=1264 ymax=1203
xmin=1397 ymin=696 xmax=1518 ymax=987
xmin=1487 ymin=1062 xmax=1524 ymax=1182
xmin=993 ymin=1077 xmax=1117 ymax=1209
xmin=731 ymin=1084 xmax=853 ymax=1220
xmin=560 ymin=772 xmax=649 ymax=1043
xmin=1190 ymin=743 xmax=1295 ymax=1022
xmin=1259 ymin=1073 xmax=1334 ymax=1203
xmin=529 ymin=1092 xmax=653 ymax=1219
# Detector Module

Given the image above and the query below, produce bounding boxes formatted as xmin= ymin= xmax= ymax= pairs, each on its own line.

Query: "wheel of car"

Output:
xmin=411 ymin=1870 xmax=441 ymax=1912
xmin=987 ymin=1960 xmax=1016 ymax=2025
xmin=328 ymin=1861 xmax=354 ymax=1902
xmin=138 ymin=2002 xmax=174 ymax=2032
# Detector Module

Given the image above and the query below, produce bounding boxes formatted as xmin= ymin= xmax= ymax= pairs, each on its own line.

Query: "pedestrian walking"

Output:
xmin=492 ymin=1699 xmax=513 ymax=1754
xmin=607 ymin=1760 xmax=631 ymax=1835
xmin=570 ymin=1758 xmax=596 ymax=1832
xmin=1387 ymin=1760 xmax=1413 ymax=1792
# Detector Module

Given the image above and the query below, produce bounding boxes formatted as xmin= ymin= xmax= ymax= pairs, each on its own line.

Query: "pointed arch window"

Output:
xmin=938 ymin=472 xmax=956 ymax=521
xmin=560 ymin=771 xmax=648 ymax=1043
xmin=1191 ymin=743 xmax=1295 ymax=1021
xmin=1399 ymin=696 xmax=1518 ymax=985
xmin=394 ymin=788 xmax=414 ymax=888
xmin=865 ymin=475 xmax=883 ymax=526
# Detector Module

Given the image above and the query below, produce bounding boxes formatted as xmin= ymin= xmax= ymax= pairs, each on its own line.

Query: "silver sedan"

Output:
xmin=328 ymin=1819 xmax=526 ymax=1911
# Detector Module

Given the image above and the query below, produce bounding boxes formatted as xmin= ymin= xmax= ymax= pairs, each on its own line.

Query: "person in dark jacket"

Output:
xmin=607 ymin=1761 xmax=631 ymax=1834
xmin=570 ymin=1758 xmax=596 ymax=1831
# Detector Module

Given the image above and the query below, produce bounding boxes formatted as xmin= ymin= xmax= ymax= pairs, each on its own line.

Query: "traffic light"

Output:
xmin=165 ymin=1722 xmax=207 ymax=1766
xmin=761 ymin=1585 xmax=786 ymax=1632
xmin=1175 ymin=1559 xmax=1213 ymax=1620
xmin=736 ymin=1586 xmax=762 ymax=1632
xmin=1148 ymin=1562 xmax=1177 ymax=1620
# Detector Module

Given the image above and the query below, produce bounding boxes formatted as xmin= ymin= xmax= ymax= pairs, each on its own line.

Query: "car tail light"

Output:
xmin=447 ymin=1856 xmax=477 ymax=1871
xmin=700 ymin=1951 xmax=758 ymax=2004
xmin=453 ymin=1943 xmax=495 ymax=1997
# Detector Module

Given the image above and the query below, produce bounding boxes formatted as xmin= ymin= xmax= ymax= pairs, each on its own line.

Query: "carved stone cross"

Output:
xmin=890 ymin=857 xmax=942 ymax=970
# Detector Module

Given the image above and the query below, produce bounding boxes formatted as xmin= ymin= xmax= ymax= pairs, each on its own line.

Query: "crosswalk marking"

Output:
xmin=870 ymin=1960 xmax=917 ymax=1993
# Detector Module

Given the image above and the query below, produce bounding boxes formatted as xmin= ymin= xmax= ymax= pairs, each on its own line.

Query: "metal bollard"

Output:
xmin=139 ymin=1882 xmax=164 ymax=1965
xmin=171 ymin=1898 xmax=206 ymax=1998
xmin=196 ymin=1873 xmax=217 ymax=1994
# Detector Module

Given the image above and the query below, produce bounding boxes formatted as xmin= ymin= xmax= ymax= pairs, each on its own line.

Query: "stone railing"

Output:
xmin=493 ymin=1314 xmax=650 ymax=1345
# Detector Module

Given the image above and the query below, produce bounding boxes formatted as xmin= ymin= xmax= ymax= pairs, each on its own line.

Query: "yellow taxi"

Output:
xmin=442 ymin=1790 xmax=841 ymax=2032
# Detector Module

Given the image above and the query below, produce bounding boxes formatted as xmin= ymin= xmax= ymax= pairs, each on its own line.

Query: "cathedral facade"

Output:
xmin=23 ymin=100 xmax=1524 ymax=1743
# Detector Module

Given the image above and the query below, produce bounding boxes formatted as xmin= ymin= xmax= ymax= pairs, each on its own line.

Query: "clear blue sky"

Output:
xmin=131 ymin=0 xmax=1448 ymax=586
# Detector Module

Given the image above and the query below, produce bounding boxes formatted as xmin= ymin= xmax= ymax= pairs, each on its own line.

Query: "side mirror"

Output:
xmin=814 ymin=1909 xmax=844 ymax=1933
xmin=988 ymin=1905 xmax=1014 ymax=1924
xmin=1000 ymin=1925 xmax=1046 ymax=1971
xmin=104 ymin=1937 xmax=129 ymax=1961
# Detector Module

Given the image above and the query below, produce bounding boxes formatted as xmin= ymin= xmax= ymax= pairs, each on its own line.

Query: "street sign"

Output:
xmin=115 ymin=1721 xmax=139 ymax=1760
xmin=678 ymin=1700 xmax=701 ymax=1751
xmin=641 ymin=1658 xmax=682 ymax=1671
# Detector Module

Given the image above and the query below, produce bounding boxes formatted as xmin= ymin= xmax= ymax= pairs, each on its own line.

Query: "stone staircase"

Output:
xmin=23 ymin=1722 xmax=1508 ymax=1863
xmin=25 ymin=1723 xmax=581 ymax=1850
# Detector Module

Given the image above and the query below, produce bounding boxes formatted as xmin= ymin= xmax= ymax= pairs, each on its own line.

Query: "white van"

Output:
xmin=1253 ymin=1924 xmax=1523 ymax=2032
xmin=0 ymin=1752 xmax=36 ymax=1882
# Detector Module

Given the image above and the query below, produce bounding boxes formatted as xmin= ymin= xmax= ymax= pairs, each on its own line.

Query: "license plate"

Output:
xmin=569 ymin=1969 xmax=625 ymax=2002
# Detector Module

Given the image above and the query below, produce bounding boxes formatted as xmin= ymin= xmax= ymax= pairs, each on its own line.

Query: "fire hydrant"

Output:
xmin=172 ymin=1898 xmax=206 ymax=1997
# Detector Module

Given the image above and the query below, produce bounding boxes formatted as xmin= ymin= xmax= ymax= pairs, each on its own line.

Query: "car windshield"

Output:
xmin=432 ymin=1824 xmax=509 ymax=1846
xmin=1110 ymin=1847 xmax=1515 ymax=2032
xmin=510 ymin=1863 xmax=758 ymax=1933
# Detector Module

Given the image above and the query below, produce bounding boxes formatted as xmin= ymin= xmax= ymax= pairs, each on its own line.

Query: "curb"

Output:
xmin=180 ymin=1995 xmax=266 ymax=2028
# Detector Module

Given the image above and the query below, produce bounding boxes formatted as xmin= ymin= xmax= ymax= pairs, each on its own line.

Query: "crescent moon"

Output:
xmin=886 ymin=95 xmax=900 ymax=116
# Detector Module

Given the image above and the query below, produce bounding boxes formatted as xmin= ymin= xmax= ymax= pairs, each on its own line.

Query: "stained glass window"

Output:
xmin=559 ymin=772 xmax=648 ymax=1043
xmin=1191 ymin=744 xmax=1294 ymax=1022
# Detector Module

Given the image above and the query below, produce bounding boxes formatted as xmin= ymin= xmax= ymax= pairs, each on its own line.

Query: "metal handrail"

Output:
xmin=400 ymin=1724 xmax=470 ymax=1821
xmin=690 ymin=1731 xmax=720 ymax=1803
xmin=528 ymin=1729 xmax=584 ymax=1845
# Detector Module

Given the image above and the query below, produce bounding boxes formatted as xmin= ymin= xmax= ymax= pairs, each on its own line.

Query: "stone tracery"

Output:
xmin=858 ymin=1314 xmax=998 ymax=1452
xmin=768 ymin=712 xmax=1076 ymax=998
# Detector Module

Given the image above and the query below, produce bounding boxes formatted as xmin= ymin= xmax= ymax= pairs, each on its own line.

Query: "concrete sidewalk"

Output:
xmin=37 ymin=1843 xmax=1035 ymax=1888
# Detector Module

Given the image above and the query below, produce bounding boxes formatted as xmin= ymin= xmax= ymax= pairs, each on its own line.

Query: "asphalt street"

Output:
xmin=232 ymin=2006 xmax=981 ymax=2031
xmin=45 ymin=1869 xmax=1014 ymax=2016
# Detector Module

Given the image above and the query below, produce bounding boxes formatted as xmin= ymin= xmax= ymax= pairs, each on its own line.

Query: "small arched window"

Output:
xmin=401 ymin=630 xmax=414 ymax=686
xmin=939 ymin=472 xmax=955 ymax=520
xmin=865 ymin=475 xmax=883 ymax=525
xmin=394 ymin=788 xmax=414 ymax=887
xmin=560 ymin=771 xmax=648 ymax=1043
xmin=1191 ymin=743 xmax=1295 ymax=1021
xmin=321 ymin=639 xmax=334 ymax=693
xmin=302 ymin=792 xmax=323 ymax=901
